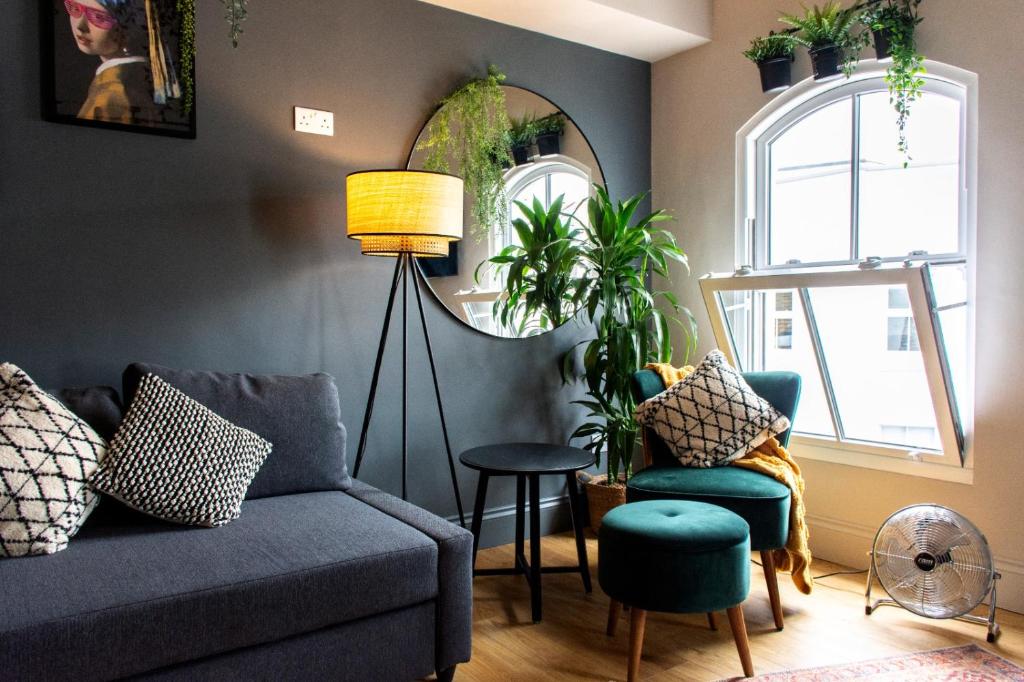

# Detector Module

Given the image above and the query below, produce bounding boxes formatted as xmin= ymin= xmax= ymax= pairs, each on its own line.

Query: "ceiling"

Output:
xmin=418 ymin=0 xmax=712 ymax=62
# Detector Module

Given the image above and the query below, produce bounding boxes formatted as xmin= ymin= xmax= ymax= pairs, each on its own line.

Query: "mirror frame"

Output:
xmin=405 ymin=83 xmax=608 ymax=339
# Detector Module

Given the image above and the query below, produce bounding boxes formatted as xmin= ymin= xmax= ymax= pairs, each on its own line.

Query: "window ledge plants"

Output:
xmin=780 ymin=1 xmax=862 ymax=81
xmin=747 ymin=1 xmax=927 ymax=161
xmin=743 ymin=33 xmax=797 ymax=93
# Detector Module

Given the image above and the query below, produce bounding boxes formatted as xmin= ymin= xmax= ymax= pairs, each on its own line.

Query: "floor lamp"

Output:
xmin=345 ymin=169 xmax=466 ymax=527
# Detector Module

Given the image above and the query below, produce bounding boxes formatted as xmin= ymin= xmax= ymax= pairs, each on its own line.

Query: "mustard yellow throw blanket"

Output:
xmin=645 ymin=363 xmax=813 ymax=594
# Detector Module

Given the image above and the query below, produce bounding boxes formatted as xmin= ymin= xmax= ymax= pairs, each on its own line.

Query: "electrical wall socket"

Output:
xmin=294 ymin=106 xmax=334 ymax=136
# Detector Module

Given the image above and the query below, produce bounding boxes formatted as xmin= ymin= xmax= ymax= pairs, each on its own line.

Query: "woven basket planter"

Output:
xmin=582 ymin=474 xmax=627 ymax=532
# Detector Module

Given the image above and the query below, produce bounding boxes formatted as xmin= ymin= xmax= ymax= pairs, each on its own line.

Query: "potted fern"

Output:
xmin=534 ymin=113 xmax=567 ymax=156
xmin=417 ymin=66 xmax=513 ymax=238
xmin=743 ymin=33 xmax=797 ymax=94
xmin=566 ymin=188 xmax=695 ymax=529
xmin=863 ymin=0 xmax=926 ymax=162
xmin=480 ymin=194 xmax=585 ymax=336
xmin=781 ymin=2 xmax=860 ymax=81
xmin=508 ymin=114 xmax=537 ymax=165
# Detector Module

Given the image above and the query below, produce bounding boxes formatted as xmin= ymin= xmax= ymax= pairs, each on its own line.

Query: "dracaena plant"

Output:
xmin=863 ymin=0 xmax=926 ymax=163
xmin=565 ymin=187 xmax=696 ymax=485
xmin=479 ymin=195 xmax=587 ymax=336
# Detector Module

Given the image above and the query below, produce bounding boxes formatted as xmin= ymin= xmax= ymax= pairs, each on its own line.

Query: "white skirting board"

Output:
xmin=807 ymin=513 xmax=1024 ymax=615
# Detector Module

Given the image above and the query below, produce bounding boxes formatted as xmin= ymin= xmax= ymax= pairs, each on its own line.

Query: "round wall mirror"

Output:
xmin=407 ymin=85 xmax=605 ymax=338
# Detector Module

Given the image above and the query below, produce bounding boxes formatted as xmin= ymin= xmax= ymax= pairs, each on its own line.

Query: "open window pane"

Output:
xmin=716 ymin=290 xmax=753 ymax=371
xmin=768 ymin=97 xmax=852 ymax=265
xmin=808 ymin=284 xmax=940 ymax=451
xmin=717 ymin=289 xmax=835 ymax=438
xmin=928 ymin=263 xmax=969 ymax=428
xmin=858 ymin=91 xmax=962 ymax=259
xmin=760 ymin=290 xmax=835 ymax=437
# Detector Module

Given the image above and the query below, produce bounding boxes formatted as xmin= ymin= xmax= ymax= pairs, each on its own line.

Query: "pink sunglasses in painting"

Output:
xmin=63 ymin=0 xmax=118 ymax=30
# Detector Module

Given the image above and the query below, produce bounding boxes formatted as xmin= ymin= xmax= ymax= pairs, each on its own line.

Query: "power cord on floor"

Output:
xmin=751 ymin=558 xmax=868 ymax=580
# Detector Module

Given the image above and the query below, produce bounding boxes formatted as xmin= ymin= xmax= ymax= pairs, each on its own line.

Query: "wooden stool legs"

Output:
xmin=761 ymin=550 xmax=785 ymax=631
xmin=726 ymin=605 xmax=755 ymax=678
xmin=607 ymin=599 xmax=623 ymax=636
xmin=706 ymin=611 xmax=717 ymax=630
xmin=627 ymin=608 xmax=647 ymax=682
xmin=608 ymin=601 xmax=754 ymax=680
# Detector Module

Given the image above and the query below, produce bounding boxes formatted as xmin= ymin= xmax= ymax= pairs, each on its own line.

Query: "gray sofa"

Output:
xmin=0 ymin=364 xmax=473 ymax=682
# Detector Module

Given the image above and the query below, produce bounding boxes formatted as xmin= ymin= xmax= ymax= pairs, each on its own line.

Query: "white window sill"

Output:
xmin=789 ymin=435 xmax=974 ymax=485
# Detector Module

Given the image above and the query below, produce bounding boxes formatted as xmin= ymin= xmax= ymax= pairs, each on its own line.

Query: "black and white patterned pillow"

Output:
xmin=90 ymin=374 xmax=271 ymax=527
xmin=634 ymin=350 xmax=790 ymax=468
xmin=0 ymin=363 xmax=108 ymax=557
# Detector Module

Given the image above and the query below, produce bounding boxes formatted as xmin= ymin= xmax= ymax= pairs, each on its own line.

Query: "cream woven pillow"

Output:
xmin=634 ymin=350 xmax=790 ymax=467
xmin=0 ymin=363 xmax=107 ymax=557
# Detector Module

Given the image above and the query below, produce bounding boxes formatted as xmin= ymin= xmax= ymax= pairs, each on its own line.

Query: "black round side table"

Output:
xmin=459 ymin=442 xmax=595 ymax=623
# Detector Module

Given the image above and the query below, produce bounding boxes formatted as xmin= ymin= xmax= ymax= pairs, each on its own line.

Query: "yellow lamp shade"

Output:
xmin=346 ymin=170 xmax=464 ymax=257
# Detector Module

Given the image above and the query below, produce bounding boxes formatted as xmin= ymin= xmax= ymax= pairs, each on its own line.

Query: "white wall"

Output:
xmin=653 ymin=0 xmax=1024 ymax=613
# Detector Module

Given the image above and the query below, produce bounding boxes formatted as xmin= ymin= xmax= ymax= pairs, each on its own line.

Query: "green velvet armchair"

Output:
xmin=627 ymin=369 xmax=802 ymax=631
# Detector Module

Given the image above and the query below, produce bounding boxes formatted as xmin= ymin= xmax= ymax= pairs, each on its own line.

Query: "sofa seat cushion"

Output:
xmin=626 ymin=465 xmax=791 ymax=551
xmin=0 ymin=491 xmax=438 ymax=682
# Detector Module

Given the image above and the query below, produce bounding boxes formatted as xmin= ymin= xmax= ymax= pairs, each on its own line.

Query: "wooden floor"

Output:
xmin=452 ymin=531 xmax=1024 ymax=681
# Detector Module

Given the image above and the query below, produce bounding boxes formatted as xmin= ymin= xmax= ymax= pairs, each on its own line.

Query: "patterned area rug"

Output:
xmin=733 ymin=645 xmax=1024 ymax=681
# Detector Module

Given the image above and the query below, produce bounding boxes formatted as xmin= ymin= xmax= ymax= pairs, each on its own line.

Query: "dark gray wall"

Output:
xmin=1 ymin=0 xmax=651 ymax=545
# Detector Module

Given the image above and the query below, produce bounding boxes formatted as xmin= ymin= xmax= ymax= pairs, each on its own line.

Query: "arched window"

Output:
xmin=497 ymin=157 xmax=591 ymax=255
xmin=703 ymin=62 xmax=977 ymax=478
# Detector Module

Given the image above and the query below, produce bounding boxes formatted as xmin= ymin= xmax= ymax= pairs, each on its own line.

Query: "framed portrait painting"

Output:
xmin=40 ymin=0 xmax=196 ymax=138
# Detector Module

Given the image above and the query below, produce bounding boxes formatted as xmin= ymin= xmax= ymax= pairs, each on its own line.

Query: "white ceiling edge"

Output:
xmin=418 ymin=0 xmax=712 ymax=62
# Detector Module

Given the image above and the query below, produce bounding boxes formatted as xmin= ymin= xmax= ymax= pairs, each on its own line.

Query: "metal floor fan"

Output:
xmin=865 ymin=504 xmax=1001 ymax=642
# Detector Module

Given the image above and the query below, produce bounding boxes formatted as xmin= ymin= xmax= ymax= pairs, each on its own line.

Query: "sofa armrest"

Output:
xmin=345 ymin=480 xmax=472 ymax=672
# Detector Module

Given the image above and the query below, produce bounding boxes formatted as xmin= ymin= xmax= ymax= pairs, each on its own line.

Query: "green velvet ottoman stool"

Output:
xmin=599 ymin=500 xmax=755 ymax=681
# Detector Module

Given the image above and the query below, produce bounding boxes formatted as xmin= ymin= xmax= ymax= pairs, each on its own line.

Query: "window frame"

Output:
xmin=735 ymin=61 xmax=978 ymax=272
xmin=728 ymin=61 xmax=978 ymax=481
xmin=495 ymin=156 xmax=592 ymax=258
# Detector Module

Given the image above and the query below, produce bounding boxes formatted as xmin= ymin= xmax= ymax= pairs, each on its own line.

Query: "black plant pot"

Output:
xmin=873 ymin=28 xmax=893 ymax=61
xmin=489 ymin=150 xmax=513 ymax=170
xmin=809 ymin=44 xmax=844 ymax=81
xmin=757 ymin=56 xmax=794 ymax=94
xmin=512 ymin=144 xmax=532 ymax=166
xmin=535 ymin=133 xmax=561 ymax=157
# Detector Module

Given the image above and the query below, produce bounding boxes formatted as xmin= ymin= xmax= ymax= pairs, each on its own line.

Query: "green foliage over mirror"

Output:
xmin=417 ymin=66 xmax=513 ymax=239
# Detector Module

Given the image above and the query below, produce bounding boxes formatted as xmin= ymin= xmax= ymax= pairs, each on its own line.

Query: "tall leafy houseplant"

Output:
xmin=568 ymin=188 xmax=695 ymax=497
xmin=780 ymin=2 xmax=863 ymax=79
xmin=480 ymin=195 xmax=585 ymax=336
xmin=417 ymin=66 xmax=513 ymax=239
xmin=864 ymin=0 xmax=926 ymax=163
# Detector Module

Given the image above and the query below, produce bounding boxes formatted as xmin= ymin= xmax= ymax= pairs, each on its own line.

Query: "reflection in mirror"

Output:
xmin=408 ymin=86 xmax=605 ymax=339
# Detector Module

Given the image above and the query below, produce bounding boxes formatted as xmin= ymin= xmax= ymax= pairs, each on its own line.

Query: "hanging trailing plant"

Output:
xmin=417 ymin=66 xmax=513 ymax=239
xmin=863 ymin=0 xmax=926 ymax=164
xmin=176 ymin=0 xmax=196 ymax=113
xmin=174 ymin=0 xmax=248 ymax=115
xmin=222 ymin=0 xmax=249 ymax=48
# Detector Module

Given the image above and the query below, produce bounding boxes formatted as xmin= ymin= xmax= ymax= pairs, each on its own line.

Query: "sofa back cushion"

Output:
xmin=56 ymin=386 xmax=124 ymax=442
xmin=123 ymin=364 xmax=350 ymax=499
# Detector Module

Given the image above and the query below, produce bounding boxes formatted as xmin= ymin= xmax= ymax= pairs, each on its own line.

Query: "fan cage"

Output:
xmin=870 ymin=504 xmax=995 ymax=620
